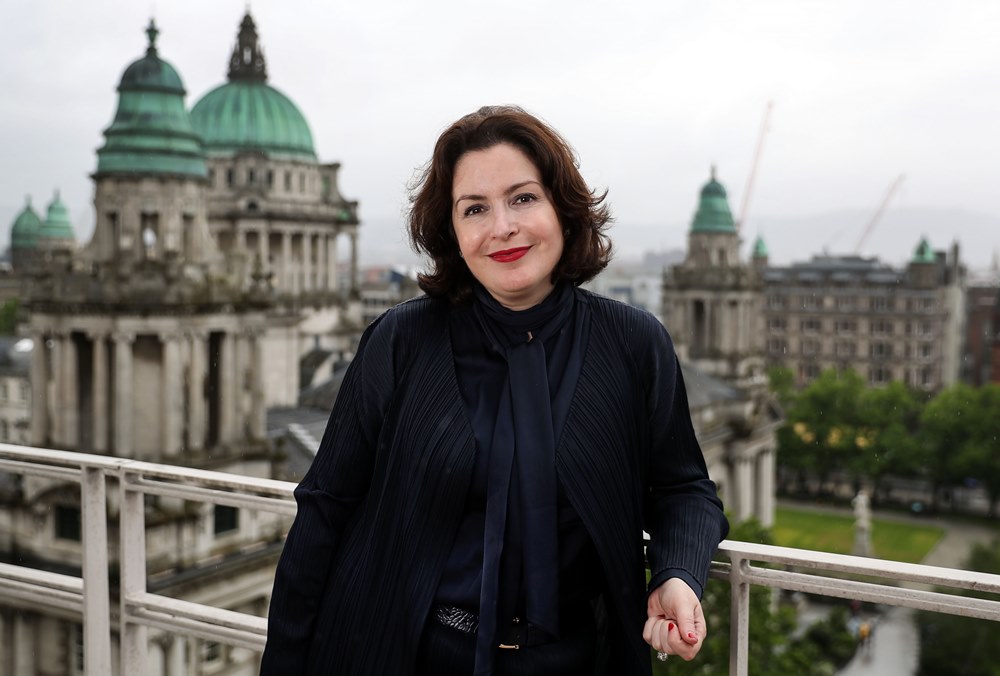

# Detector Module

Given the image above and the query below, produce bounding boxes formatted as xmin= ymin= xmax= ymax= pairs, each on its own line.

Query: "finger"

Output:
xmin=678 ymin=601 xmax=705 ymax=645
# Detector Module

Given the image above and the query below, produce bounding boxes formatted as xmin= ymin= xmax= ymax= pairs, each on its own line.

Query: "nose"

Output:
xmin=489 ymin=206 xmax=518 ymax=239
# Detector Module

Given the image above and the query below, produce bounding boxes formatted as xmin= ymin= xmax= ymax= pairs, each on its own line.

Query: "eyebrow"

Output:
xmin=454 ymin=180 xmax=542 ymax=206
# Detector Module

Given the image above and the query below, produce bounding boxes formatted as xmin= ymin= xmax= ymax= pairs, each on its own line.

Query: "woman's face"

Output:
xmin=452 ymin=143 xmax=564 ymax=311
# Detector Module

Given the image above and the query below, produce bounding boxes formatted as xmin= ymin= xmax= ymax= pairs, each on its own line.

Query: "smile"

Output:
xmin=488 ymin=246 xmax=530 ymax=263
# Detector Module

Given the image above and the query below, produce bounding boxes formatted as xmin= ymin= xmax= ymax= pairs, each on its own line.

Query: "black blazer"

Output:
xmin=261 ymin=290 xmax=728 ymax=675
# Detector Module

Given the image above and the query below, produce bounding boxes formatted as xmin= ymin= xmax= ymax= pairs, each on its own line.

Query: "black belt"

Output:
xmin=432 ymin=606 xmax=549 ymax=649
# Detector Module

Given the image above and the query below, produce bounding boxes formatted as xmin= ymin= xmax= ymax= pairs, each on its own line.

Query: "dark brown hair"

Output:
xmin=408 ymin=105 xmax=612 ymax=302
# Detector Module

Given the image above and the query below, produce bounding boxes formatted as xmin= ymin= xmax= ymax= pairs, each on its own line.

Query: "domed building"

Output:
xmin=188 ymin=12 xmax=362 ymax=406
xmin=36 ymin=191 xmax=77 ymax=253
xmin=9 ymin=197 xmax=43 ymax=270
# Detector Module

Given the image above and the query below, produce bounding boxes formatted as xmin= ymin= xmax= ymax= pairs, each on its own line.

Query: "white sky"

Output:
xmin=2 ymin=0 xmax=999 ymax=269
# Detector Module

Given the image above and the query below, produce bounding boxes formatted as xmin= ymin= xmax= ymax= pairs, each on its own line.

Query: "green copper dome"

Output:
xmin=95 ymin=20 xmax=207 ymax=178
xmin=11 ymin=198 xmax=42 ymax=250
xmin=190 ymin=14 xmax=317 ymax=161
xmin=912 ymin=237 xmax=936 ymax=264
xmin=691 ymin=167 xmax=737 ymax=234
xmin=38 ymin=192 xmax=75 ymax=241
xmin=752 ymin=235 xmax=768 ymax=258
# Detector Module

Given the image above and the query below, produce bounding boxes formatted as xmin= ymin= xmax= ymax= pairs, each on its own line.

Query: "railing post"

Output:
xmin=729 ymin=555 xmax=750 ymax=676
xmin=81 ymin=466 xmax=112 ymax=675
xmin=120 ymin=470 xmax=148 ymax=674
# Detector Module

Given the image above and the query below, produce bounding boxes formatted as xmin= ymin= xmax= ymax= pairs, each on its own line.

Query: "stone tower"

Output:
xmin=26 ymin=21 xmax=272 ymax=464
xmin=662 ymin=169 xmax=766 ymax=390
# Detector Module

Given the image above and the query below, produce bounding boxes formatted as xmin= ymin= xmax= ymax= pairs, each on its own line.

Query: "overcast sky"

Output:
xmin=2 ymin=0 xmax=999 ymax=270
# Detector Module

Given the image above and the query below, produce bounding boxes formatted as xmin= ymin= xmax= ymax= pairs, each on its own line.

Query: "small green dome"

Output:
xmin=96 ymin=20 xmax=207 ymax=179
xmin=190 ymin=13 xmax=316 ymax=161
xmin=11 ymin=198 xmax=43 ymax=250
xmin=752 ymin=235 xmax=769 ymax=258
xmin=38 ymin=192 xmax=75 ymax=242
xmin=912 ymin=237 xmax=935 ymax=264
xmin=691 ymin=167 xmax=737 ymax=234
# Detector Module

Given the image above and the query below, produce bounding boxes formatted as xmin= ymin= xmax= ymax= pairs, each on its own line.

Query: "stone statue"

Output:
xmin=852 ymin=489 xmax=872 ymax=557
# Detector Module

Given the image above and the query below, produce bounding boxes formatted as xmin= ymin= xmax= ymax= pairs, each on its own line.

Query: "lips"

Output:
xmin=488 ymin=246 xmax=530 ymax=263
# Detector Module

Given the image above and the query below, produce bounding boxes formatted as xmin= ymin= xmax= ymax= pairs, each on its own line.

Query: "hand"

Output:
xmin=642 ymin=577 xmax=706 ymax=661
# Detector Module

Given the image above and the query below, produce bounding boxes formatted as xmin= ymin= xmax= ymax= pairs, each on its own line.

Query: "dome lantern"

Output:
xmin=690 ymin=166 xmax=737 ymax=234
xmin=190 ymin=12 xmax=317 ymax=162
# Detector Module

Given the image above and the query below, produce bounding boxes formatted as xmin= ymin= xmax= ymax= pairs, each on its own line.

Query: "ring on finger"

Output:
xmin=657 ymin=651 xmax=669 ymax=661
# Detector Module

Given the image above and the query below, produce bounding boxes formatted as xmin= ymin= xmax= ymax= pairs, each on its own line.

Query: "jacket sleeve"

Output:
xmin=640 ymin=317 xmax=729 ymax=599
xmin=260 ymin=311 xmax=399 ymax=674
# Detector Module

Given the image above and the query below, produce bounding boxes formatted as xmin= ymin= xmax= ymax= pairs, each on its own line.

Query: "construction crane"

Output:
xmin=854 ymin=174 xmax=905 ymax=254
xmin=736 ymin=101 xmax=774 ymax=233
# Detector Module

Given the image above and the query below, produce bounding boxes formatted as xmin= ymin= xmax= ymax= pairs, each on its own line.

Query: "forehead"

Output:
xmin=452 ymin=143 xmax=541 ymax=194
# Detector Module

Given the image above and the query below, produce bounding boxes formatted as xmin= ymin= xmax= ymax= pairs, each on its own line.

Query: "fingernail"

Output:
xmin=667 ymin=622 xmax=675 ymax=631
xmin=688 ymin=632 xmax=697 ymax=640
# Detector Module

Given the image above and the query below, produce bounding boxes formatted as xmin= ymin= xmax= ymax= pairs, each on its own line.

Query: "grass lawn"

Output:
xmin=772 ymin=507 xmax=944 ymax=563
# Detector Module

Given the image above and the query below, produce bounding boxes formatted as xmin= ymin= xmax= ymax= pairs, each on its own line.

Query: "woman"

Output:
xmin=261 ymin=106 xmax=728 ymax=676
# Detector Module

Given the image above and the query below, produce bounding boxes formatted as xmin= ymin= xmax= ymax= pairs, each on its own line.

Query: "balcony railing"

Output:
xmin=1 ymin=442 xmax=999 ymax=675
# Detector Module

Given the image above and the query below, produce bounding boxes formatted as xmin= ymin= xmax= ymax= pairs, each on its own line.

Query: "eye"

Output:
xmin=462 ymin=204 xmax=485 ymax=217
xmin=513 ymin=193 xmax=538 ymax=205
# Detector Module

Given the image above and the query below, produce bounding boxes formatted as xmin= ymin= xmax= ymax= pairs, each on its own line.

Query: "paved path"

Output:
xmin=776 ymin=500 xmax=998 ymax=675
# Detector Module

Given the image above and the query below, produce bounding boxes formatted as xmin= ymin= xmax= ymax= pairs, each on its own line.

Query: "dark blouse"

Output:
xmin=435 ymin=287 xmax=604 ymax=622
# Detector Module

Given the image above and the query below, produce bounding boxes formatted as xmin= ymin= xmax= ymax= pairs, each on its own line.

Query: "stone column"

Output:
xmin=316 ymin=234 xmax=330 ymax=291
xmin=259 ymin=229 xmax=270 ymax=279
xmin=48 ymin=335 xmax=63 ymax=446
xmin=736 ymin=456 xmax=754 ymax=523
xmin=112 ymin=333 xmax=134 ymax=456
xmin=90 ymin=334 xmax=108 ymax=453
xmin=164 ymin=633 xmax=186 ymax=676
xmin=29 ymin=332 xmax=47 ymax=446
xmin=756 ymin=448 xmax=775 ymax=527
xmin=281 ymin=231 xmax=292 ymax=293
xmin=161 ymin=333 xmax=182 ymax=458
xmin=13 ymin=612 xmax=35 ymax=676
xmin=349 ymin=232 xmax=359 ymax=294
xmin=62 ymin=334 xmax=79 ymax=448
xmin=220 ymin=332 xmax=236 ymax=443
xmin=187 ymin=332 xmax=206 ymax=452
xmin=302 ymin=231 xmax=313 ymax=292
xmin=250 ymin=330 xmax=266 ymax=439
xmin=329 ymin=235 xmax=339 ymax=294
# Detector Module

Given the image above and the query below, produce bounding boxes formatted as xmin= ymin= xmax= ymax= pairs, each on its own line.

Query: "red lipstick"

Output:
xmin=489 ymin=246 xmax=530 ymax=263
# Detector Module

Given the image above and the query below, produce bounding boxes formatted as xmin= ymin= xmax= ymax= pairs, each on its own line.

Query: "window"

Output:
xmin=870 ymin=342 xmax=892 ymax=359
xmin=916 ymin=321 xmax=933 ymax=337
xmin=919 ymin=342 xmax=934 ymax=360
xmin=72 ymin=623 xmax=84 ymax=675
xmin=870 ymin=296 xmax=888 ymax=312
xmin=801 ymin=339 xmax=820 ymax=356
xmin=767 ymin=318 xmax=786 ymax=332
xmin=801 ymin=318 xmax=822 ymax=333
xmin=200 ymin=640 xmax=222 ymax=666
xmin=837 ymin=296 xmax=855 ymax=312
xmin=108 ymin=212 xmax=120 ymax=250
xmin=284 ymin=171 xmax=292 ymax=191
xmin=767 ymin=338 xmax=787 ymax=355
xmin=55 ymin=505 xmax=82 ymax=541
xmin=801 ymin=362 xmax=821 ymax=380
xmin=870 ymin=366 xmax=891 ymax=385
xmin=214 ymin=504 xmax=239 ymax=535
xmin=267 ymin=170 xmax=274 ymax=187
xmin=835 ymin=341 xmax=856 ymax=357
xmin=835 ymin=320 xmax=856 ymax=335
xmin=870 ymin=320 xmax=893 ymax=336
xmin=299 ymin=172 xmax=306 ymax=192
xmin=920 ymin=298 xmax=936 ymax=313
xmin=801 ymin=295 xmax=819 ymax=311
xmin=208 ymin=168 xmax=215 ymax=187
xmin=226 ymin=169 xmax=235 ymax=187
xmin=0 ymin=382 xmax=6 ymax=400
xmin=247 ymin=168 xmax=256 ymax=184
xmin=767 ymin=295 xmax=786 ymax=310
xmin=0 ymin=420 xmax=7 ymax=441
xmin=20 ymin=382 xmax=28 ymax=401
xmin=921 ymin=367 xmax=934 ymax=388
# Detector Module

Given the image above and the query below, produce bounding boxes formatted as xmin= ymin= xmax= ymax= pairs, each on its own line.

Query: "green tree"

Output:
xmin=919 ymin=384 xmax=979 ymax=512
xmin=953 ymin=384 xmax=1000 ymax=517
xmin=777 ymin=369 xmax=866 ymax=495
xmin=768 ymin=366 xmax=797 ymax=407
xmin=855 ymin=381 xmax=923 ymax=504
xmin=917 ymin=538 xmax=1000 ymax=675
xmin=0 ymin=298 xmax=19 ymax=335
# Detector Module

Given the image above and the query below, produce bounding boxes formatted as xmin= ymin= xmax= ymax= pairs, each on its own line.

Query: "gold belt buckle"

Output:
xmin=498 ymin=643 xmax=520 ymax=650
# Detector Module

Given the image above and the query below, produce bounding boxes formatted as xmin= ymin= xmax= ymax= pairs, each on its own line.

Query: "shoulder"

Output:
xmin=361 ymin=295 xmax=448 ymax=347
xmin=577 ymin=287 xmax=674 ymax=352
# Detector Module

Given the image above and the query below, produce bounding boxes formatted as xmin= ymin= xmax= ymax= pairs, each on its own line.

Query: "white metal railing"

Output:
xmin=0 ymin=443 xmax=998 ymax=675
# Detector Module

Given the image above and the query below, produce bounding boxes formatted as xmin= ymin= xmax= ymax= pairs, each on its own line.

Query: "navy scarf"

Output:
xmin=471 ymin=283 xmax=584 ymax=675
